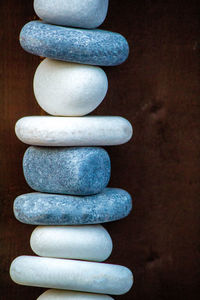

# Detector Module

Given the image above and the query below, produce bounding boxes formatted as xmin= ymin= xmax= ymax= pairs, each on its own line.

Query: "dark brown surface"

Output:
xmin=0 ymin=0 xmax=200 ymax=299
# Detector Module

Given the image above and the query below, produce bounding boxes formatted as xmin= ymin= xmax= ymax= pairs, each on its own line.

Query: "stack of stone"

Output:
xmin=10 ymin=1 xmax=134 ymax=299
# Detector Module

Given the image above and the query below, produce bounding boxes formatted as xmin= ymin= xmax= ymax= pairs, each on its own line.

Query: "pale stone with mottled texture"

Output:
xmin=10 ymin=256 xmax=133 ymax=295
xmin=15 ymin=116 xmax=133 ymax=146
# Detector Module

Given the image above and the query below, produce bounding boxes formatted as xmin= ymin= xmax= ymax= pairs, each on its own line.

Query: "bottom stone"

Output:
xmin=13 ymin=188 xmax=132 ymax=225
xmin=10 ymin=256 xmax=133 ymax=295
xmin=37 ymin=289 xmax=114 ymax=300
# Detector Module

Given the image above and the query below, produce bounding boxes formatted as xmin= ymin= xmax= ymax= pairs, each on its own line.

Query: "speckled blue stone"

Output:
xmin=23 ymin=146 xmax=111 ymax=196
xmin=13 ymin=188 xmax=132 ymax=225
xmin=20 ymin=21 xmax=129 ymax=66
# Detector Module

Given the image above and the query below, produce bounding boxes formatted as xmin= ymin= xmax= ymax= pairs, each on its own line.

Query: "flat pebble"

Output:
xmin=30 ymin=225 xmax=112 ymax=262
xmin=20 ymin=21 xmax=129 ymax=66
xmin=13 ymin=188 xmax=132 ymax=225
xmin=33 ymin=59 xmax=108 ymax=116
xmin=34 ymin=0 xmax=109 ymax=29
xmin=15 ymin=116 xmax=133 ymax=146
xmin=10 ymin=256 xmax=133 ymax=295
xmin=37 ymin=290 xmax=114 ymax=300
xmin=23 ymin=146 xmax=110 ymax=195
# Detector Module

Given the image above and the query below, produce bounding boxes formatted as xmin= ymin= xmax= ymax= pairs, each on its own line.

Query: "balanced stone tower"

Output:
xmin=10 ymin=1 xmax=134 ymax=299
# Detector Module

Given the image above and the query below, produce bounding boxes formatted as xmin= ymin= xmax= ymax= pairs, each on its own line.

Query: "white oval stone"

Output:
xmin=33 ymin=59 xmax=108 ymax=116
xmin=33 ymin=0 xmax=109 ymax=29
xmin=30 ymin=225 xmax=112 ymax=262
xmin=10 ymin=256 xmax=133 ymax=295
xmin=15 ymin=116 xmax=133 ymax=146
xmin=37 ymin=289 xmax=114 ymax=300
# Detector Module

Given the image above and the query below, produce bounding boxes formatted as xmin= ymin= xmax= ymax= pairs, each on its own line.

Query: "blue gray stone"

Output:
xmin=13 ymin=188 xmax=132 ymax=225
xmin=23 ymin=146 xmax=110 ymax=196
xmin=20 ymin=21 xmax=129 ymax=66
xmin=34 ymin=0 xmax=109 ymax=29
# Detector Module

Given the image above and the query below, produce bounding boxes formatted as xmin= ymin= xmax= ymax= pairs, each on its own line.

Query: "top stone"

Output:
xmin=19 ymin=21 xmax=129 ymax=66
xmin=34 ymin=0 xmax=109 ymax=29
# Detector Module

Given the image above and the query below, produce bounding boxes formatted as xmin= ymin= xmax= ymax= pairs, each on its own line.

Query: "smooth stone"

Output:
xmin=19 ymin=21 xmax=129 ymax=66
xmin=13 ymin=188 xmax=132 ymax=225
xmin=10 ymin=256 xmax=133 ymax=295
xmin=23 ymin=146 xmax=110 ymax=195
xmin=15 ymin=116 xmax=133 ymax=146
xmin=37 ymin=290 xmax=114 ymax=300
xmin=33 ymin=59 xmax=108 ymax=116
xmin=34 ymin=0 xmax=109 ymax=29
xmin=30 ymin=225 xmax=113 ymax=262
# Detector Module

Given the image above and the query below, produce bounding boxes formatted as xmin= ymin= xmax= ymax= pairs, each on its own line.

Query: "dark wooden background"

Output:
xmin=0 ymin=0 xmax=200 ymax=299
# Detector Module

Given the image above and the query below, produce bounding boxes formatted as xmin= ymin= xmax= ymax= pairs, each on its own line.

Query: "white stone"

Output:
xmin=30 ymin=225 xmax=112 ymax=262
xmin=33 ymin=59 xmax=108 ymax=116
xmin=33 ymin=0 xmax=109 ymax=29
xmin=10 ymin=256 xmax=133 ymax=295
xmin=37 ymin=289 xmax=114 ymax=300
xmin=15 ymin=116 xmax=133 ymax=146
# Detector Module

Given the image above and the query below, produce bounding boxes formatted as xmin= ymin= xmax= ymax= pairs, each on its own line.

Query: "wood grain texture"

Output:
xmin=0 ymin=0 xmax=200 ymax=299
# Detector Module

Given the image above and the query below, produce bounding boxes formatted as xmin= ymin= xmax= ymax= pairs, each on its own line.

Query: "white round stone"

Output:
xmin=10 ymin=256 xmax=133 ymax=295
xmin=30 ymin=225 xmax=113 ymax=262
xmin=37 ymin=289 xmax=114 ymax=300
xmin=33 ymin=0 xmax=109 ymax=29
xmin=15 ymin=116 xmax=133 ymax=146
xmin=33 ymin=59 xmax=108 ymax=116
